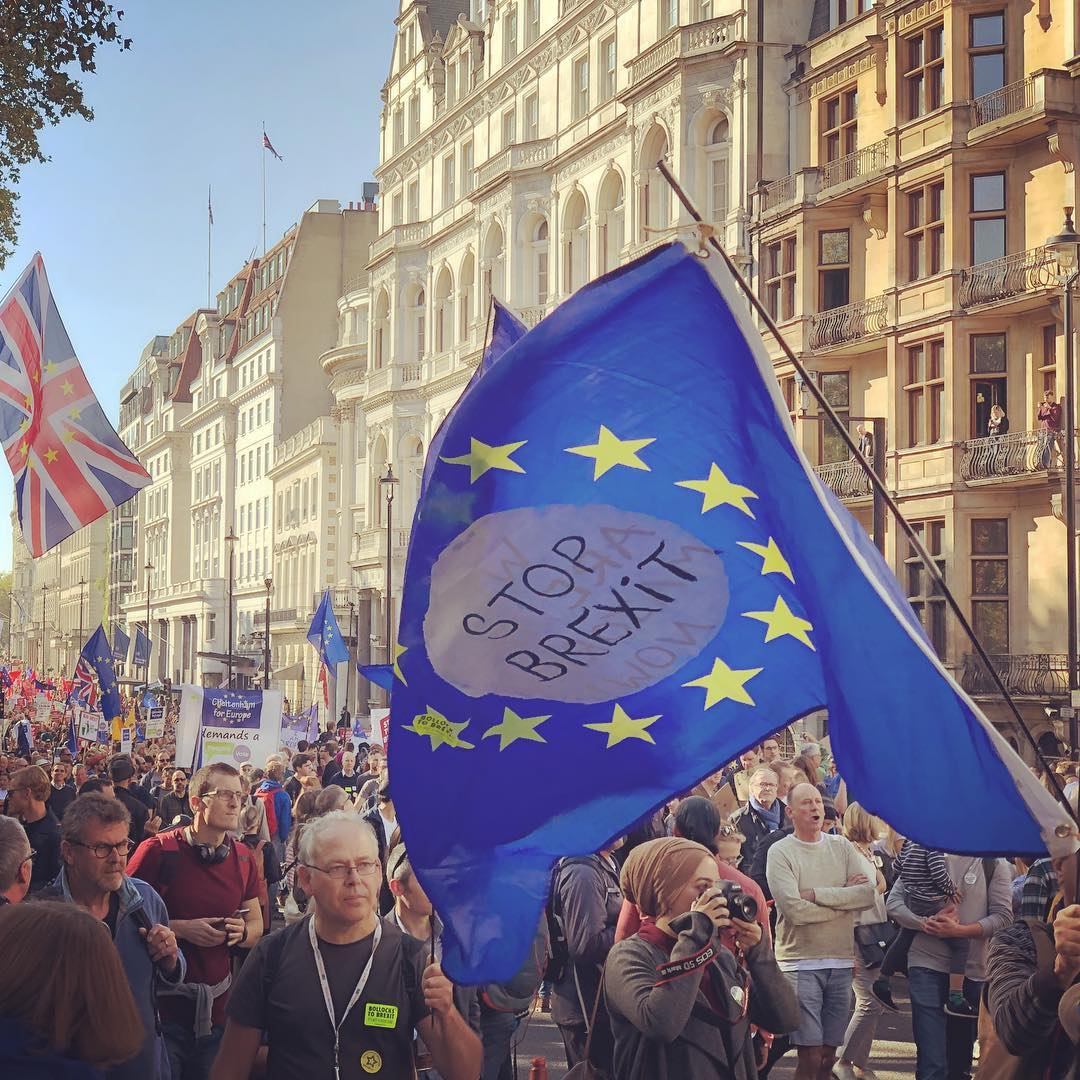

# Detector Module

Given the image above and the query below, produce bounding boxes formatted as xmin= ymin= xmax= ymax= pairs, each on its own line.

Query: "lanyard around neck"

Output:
xmin=308 ymin=915 xmax=382 ymax=1080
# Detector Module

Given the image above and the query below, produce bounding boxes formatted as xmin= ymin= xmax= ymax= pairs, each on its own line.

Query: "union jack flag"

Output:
xmin=0 ymin=254 xmax=151 ymax=556
xmin=73 ymin=654 xmax=99 ymax=710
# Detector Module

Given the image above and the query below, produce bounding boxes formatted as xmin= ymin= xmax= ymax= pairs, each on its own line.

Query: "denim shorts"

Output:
xmin=783 ymin=967 xmax=854 ymax=1048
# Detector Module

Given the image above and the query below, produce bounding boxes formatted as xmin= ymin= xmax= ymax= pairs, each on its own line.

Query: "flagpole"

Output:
xmin=653 ymin=159 xmax=1080 ymax=831
xmin=261 ymin=123 xmax=267 ymax=257
xmin=207 ymin=184 xmax=212 ymax=309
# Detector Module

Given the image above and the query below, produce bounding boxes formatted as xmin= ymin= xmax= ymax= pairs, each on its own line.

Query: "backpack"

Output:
xmin=254 ymin=786 xmax=279 ymax=838
xmin=481 ymin=914 xmax=550 ymax=1013
xmin=543 ymin=856 xmax=597 ymax=984
xmin=976 ymin=919 xmax=1056 ymax=1079
xmin=151 ymin=826 xmax=256 ymax=903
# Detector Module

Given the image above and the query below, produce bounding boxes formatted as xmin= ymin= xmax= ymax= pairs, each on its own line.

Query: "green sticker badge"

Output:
xmin=364 ymin=1003 xmax=399 ymax=1029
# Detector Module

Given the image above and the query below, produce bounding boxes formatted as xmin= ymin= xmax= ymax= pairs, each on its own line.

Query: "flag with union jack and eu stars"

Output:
xmin=76 ymin=625 xmax=121 ymax=721
xmin=0 ymin=254 xmax=151 ymax=557
xmin=391 ymin=241 xmax=1073 ymax=985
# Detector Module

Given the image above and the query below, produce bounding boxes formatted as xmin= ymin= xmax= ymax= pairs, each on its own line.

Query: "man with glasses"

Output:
xmin=212 ymin=812 xmax=482 ymax=1080
xmin=129 ymin=761 xmax=263 ymax=1080
xmin=6 ymin=763 xmax=61 ymax=892
xmin=40 ymin=792 xmax=184 ymax=1079
xmin=158 ymin=769 xmax=193 ymax=826
xmin=732 ymin=764 xmax=787 ymax=874
xmin=46 ymin=760 xmax=76 ymax=819
xmin=0 ymin=815 xmax=33 ymax=904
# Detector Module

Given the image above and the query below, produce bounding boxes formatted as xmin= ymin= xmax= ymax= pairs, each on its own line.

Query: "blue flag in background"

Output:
xmin=358 ymin=663 xmax=394 ymax=693
xmin=308 ymin=590 xmax=349 ymax=667
xmin=66 ymin=711 xmax=78 ymax=756
xmin=132 ymin=626 xmax=150 ymax=668
xmin=391 ymin=242 xmax=1070 ymax=984
xmin=113 ymin=624 xmax=130 ymax=662
xmin=78 ymin=625 xmax=122 ymax=722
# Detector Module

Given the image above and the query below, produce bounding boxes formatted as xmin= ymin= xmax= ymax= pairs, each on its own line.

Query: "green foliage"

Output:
xmin=0 ymin=2 xmax=131 ymax=266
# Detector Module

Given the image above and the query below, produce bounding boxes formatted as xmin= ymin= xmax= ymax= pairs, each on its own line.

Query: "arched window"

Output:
xmin=402 ymin=435 xmax=425 ymax=511
xmin=527 ymin=217 xmax=550 ymax=304
xmin=407 ymin=286 xmax=426 ymax=360
xmin=705 ymin=117 xmax=729 ymax=226
xmin=562 ymin=191 xmax=588 ymax=294
xmin=483 ymin=223 xmax=506 ymax=304
xmin=639 ymin=125 xmax=671 ymax=239
xmin=373 ymin=289 xmax=390 ymax=370
xmin=371 ymin=435 xmax=388 ymax=526
xmin=598 ymin=171 xmax=625 ymax=273
xmin=459 ymin=253 xmax=475 ymax=342
xmin=434 ymin=268 xmax=453 ymax=353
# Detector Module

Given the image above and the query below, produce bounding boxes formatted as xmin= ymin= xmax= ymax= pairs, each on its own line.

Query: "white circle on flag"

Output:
xmin=424 ymin=504 xmax=728 ymax=703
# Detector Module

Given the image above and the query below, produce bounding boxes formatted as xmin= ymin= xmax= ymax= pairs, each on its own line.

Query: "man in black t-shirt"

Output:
xmin=6 ymin=764 xmax=61 ymax=892
xmin=213 ymin=812 xmax=481 ymax=1080
xmin=328 ymin=751 xmax=363 ymax=802
xmin=46 ymin=761 xmax=76 ymax=820
xmin=283 ymin=753 xmax=314 ymax=803
xmin=110 ymin=754 xmax=154 ymax=845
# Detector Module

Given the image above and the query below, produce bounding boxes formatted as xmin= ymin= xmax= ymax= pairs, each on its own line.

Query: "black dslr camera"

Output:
xmin=716 ymin=880 xmax=759 ymax=923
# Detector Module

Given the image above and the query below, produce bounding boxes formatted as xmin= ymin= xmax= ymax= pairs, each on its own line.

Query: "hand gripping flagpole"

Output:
xmin=655 ymin=159 xmax=1079 ymax=835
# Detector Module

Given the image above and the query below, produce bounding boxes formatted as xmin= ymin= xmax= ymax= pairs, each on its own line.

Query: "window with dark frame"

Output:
xmin=906 ymin=519 xmax=947 ymax=659
xmin=780 ymin=374 xmax=797 ymax=427
xmin=904 ymin=22 xmax=945 ymax=119
xmin=970 ymin=11 xmax=1006 ymax=99
xmin=904 ymin=338 xmax=945 ymax=447
xmin=905 ymin=179 xmax=945 ymax=282
xmin=764 ymin=235 xmax=797 ymax=321
xmin=970 ymin=332 xmax=1007 ymax=437
xmin=1040 ymin=324 xmax=1057 ymax=395
xmin=970 ymin=172 xmax=1006 ymax=264
xmin=821 ymin=88 xmax=858 ymax=163
xmin=971 ymin=519 xmax=1009 ymax=654
xmin=819 ymin=371 xmax=851 ymax=464
xmin=818 ymin=228 xmax=850 ymax=311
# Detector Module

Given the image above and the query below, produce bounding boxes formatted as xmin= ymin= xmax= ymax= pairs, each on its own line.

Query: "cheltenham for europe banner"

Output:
xmin=175 ymin=686 xmax=282 ymax=770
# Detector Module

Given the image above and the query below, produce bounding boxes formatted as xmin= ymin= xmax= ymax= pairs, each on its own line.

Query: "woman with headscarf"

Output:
xmin=604 ymin=837 xmax=799 ymax=1079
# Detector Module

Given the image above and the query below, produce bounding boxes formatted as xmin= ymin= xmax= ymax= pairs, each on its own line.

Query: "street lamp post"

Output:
xmin=144 ymin=560 xmax=153 ymax=688
xmin=1047 ymin=207 xmax=1080 ymax=755
xmin=78 ymin=577 xmax=86 ymax=652
xmin=378 ymin=464 xmax=399 ymax=699
xmin=225 ymin=527 xmax=238 ymax=688
xmin=345 ymin=598 xmax=355 ymax=724
xmin=41 ymin=584 xmax=48 ymax=675
xmin=263 ymin=576 xmax=273 ymax=688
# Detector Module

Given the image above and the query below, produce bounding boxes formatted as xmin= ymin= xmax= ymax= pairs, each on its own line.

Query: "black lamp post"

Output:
xmin=144 ymin=559 xmax=153 ymax=687
xmin=78 ymin=577 xmax=86 ymax=651
xmin=225 ymin=527 xmax=238 ymax=688
xmin=378 ymin=464 xmax=399 ymax=701
xmin=41 ymin=584 xmax=47 ymax=674
xmin=263 ymin=576 xmax=273 ymax=688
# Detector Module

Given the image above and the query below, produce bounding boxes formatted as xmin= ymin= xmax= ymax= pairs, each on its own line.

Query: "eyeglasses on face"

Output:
xmin=73 ymin=839 xmax=134 ymax=859
xmin=303 ymin=858 xmax=381 ymax=880
xmin=203 ymin=789 xmax=243 ymax=805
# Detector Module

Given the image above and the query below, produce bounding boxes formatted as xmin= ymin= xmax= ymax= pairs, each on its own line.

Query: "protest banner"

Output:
xmin=369 ymin=707 xmax=390 ymax=750
xmin=280 ymin=707 xmax=318 ymax=753
xmin=78 ymin=711 xmax=99 ymax=742
xmin=145 ymin=707 xmax=165 ymax=740
xmin=119 ymin=727 xmax=133 ymax=754
xmin=175 ymin=686 xmax=283 ymax=769
xmin=34 ymin=695 xmax=50 ymax=726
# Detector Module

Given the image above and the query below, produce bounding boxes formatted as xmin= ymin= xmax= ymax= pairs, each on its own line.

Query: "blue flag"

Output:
xmin=132 ymin=626 xmax=150 ymax=668
xmin=66 ymin=711 xmax=78 ymax=756
xmin=421 ymin=299 xmax=526 ymax=498
xmin=308 ymin=590 xmax=349 ymax=667
xmin=77 ymin=625 xmax=122 ymax=722
xmin=113 ymin=623 xmax=130 ymax=662
xmin=391 ymin=242 xmax=1070 ymax=984
xmin=357 ymin=663 xmax=394 ymax=693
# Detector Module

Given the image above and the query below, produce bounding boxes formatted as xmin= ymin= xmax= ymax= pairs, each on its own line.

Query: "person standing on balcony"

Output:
xmin=855 ymin=424 xmax=874 ymax=462
xmin=988 ymin=404 xmax=1010 ymax=474
xmin=1038 ymin=390 xmax=1063 ymax=468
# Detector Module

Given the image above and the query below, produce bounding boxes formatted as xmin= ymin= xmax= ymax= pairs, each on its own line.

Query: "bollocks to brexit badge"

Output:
xmin=392 ymin=241 xmax=1071 ymax=986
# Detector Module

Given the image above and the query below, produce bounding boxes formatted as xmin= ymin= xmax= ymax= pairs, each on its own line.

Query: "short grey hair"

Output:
xmin=314 ymin=786 xmax=348 ymax=815
xmin=298 ymin=811 xmax=378 ymax=867
xmin=0 ymin=816 xmax=31 ymax=891
xmin=61 ymin=792 xmax=131 ymax=845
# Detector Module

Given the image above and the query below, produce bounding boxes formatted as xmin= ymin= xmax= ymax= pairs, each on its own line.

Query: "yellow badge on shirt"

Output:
xmin=360 ymin=1050 xmax=382 ymax=1074
xmin=364 ymin=1003 xmax=398 ymax=1029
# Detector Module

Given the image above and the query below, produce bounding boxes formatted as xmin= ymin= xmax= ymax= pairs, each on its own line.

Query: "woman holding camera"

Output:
xmin=604 ymin=837 xmax=799 ymax=1079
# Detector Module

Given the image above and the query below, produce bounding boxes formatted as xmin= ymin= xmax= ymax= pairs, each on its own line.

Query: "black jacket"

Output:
xmin=362 ymin=807 xmax=395 ymax=915
xmin=116 ymin=785 xmax=150 ymax=846
xmin=730 ymin=802 xmax=783 ymax=875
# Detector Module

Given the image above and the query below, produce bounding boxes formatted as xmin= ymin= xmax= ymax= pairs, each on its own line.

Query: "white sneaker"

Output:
xmin=832 ymin=1065 xmax=858 ymax=1080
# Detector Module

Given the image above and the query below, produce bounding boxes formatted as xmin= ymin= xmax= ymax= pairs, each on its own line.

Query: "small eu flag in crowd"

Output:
xmin=76 ymin=625 xmax=121 ymax=722
xmin=391 ymin=242 xmax=1071 ymax=984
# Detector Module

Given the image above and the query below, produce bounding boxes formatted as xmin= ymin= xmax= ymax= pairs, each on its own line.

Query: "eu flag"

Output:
xmin=132 ymin=625 xmax=150 ymax=668
xmin=113 ymin=623 xmax=130 ymax=662
xmin=358 ymin=663 xmax=394 ymax=693
xmin=308 ymin=590 xmax=349 ymax=667
xmin=392 ymin=243 xmax=1070 ymax=984
xmin=77 ymin=625 xmax=121 ymax=722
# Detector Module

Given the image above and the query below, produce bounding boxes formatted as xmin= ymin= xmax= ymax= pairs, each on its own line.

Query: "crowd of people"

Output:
xmin=3 ymin=683 xmax=1080 ymax=1080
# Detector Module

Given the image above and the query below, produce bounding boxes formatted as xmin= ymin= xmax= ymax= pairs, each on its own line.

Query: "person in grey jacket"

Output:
xmin=551 ymin=841 xmax=623 ymax=1073
xmin=39 ymin=792 xmax=186 ymax=1080
xmin=605 ymin=836 xmax=798 ymax=1080
xmin=886 ymin=855 xmax=1011 ymax=1080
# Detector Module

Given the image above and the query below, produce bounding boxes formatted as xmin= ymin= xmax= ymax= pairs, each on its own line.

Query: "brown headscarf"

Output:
xmin=620 ymin=837 xmax=714 ymax=918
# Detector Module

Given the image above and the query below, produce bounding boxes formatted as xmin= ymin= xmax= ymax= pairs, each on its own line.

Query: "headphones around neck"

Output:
xmin=184 ymin=826 xmax=232 ymax=865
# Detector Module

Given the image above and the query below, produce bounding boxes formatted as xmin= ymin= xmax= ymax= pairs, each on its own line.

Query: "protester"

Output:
xmin=255 ymin=760 xmax=292 ymax=879
xmin=283 ymin=752 xmax=313 ymax=802
xmin=834 ymin=803 xmax=890 ymax=1080
xmin=761 ymin=736 xmax=782 ymax=764
xmin=128 ymin=761 xmax=263 ymax=1080
xmin=0 ymin=816 xmax=32 ymax=905
xmin=550 ymin=838 xmax=623 ymax=1073
xmin=731 ymin=764 xmax=785 ymax=874
xmin=158 ymin=769 xmax=193 ymax=826
xmin=766 ymin=783 xmax=876 ymax=1080
xmin=0 ymin=901 xmax=143 ymax=1076
xmin=110 ymin=754 xmax=158 ymax=846
xmin=773 ymin=760 xmax=798 ymax=802
xmin=210 ymin=812 xmax=483 ymax=1080
xmin=361 ymin=778 xmax=397 ymax=914
xmin=605 ymin=836 xmax=798 ymax=1079
xmin=886 ymin=849 xmax=1011 ymax=1079
xmin=329 ymin=750 xmax=363 ymax=800
xmin=39 ymin=793 xmax=185 ymax=1079
xmin=47 ymin=760 xmax=77 ymax=819
xmin=6 ymin=764 xmax=61 ymax=893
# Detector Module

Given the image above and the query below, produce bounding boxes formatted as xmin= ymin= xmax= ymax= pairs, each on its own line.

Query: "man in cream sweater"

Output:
xmin=767 ymin=783 xmax=876 ymax=1080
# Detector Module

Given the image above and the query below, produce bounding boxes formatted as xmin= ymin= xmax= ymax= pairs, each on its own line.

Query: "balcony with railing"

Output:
xmin=961 ymin=652 xmax=1067 ymax=697
xmin=368 ymin=222 xmax=431 ymax=261
xmin=819 ymin=137 xmax=892 ymax=193
xmin=807 ymin=295 xmax=889 ymax=351
xmin=959 ymin=428 xmax=1066 ymax=482
xmin=970 ymin=75 xmax=1037 ymax=129
xmin=813 ymin=457 xmax=877 ymax=501
xmin=351 ymin=526 xmax=412 ymax=564
xmin=474 ymin=138 xmax=556 ymax=189
xmin=957 ymin=246 xmax=1057 ymax=309
xmin=628 ymin=13 xmax=743 ymax=86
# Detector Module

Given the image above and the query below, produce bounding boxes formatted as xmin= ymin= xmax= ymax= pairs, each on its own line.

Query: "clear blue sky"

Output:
xmin=0 ymin=1 xmax=396 ymax=572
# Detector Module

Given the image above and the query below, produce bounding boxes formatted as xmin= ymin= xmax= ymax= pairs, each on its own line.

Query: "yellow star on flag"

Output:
xmin=44 ymin=448 xmax=59 ymax=464
xmin=69 ymin=407 xmax=82 ymax=421
xmin=45 ymin=361 xmax=56 ymax=374
xmin=441 ymin=437 xmax=526 ymax=483
xmin=17 ymin=441 xmax=28 ymax=456
xmin=393 ymin=643 xmax=408 ymax=686
xmin=23 ymin=394 xmax=31 ymax=409
xmin=482 ymin=706 xmax=551 ymax=751
xmin=565 ymin=425 xmax=655 ymax=480
xmin=676 ymin=463 xmax=758 ymax=517
xmin=683 ymin=657 xmax=763 ymax=709
xmin=18 ymin=419 xmax=27 ymax=433
xmin=61 ymin=430 xmax=74 ymax=443
xmin=737 ymin=537 xmax=794 ymax=582
xmin=402 ymin=706 xmax=476 ymax=750
xmin=584 ymin=703 xmax=660 ymax=748
xmin=60 ymin=379 xmax=75 ymax=396
xmin=742 ymin=595 xmax=815 ymax=650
